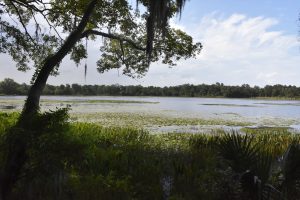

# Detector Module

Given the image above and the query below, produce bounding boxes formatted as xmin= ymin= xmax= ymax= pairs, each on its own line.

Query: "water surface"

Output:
xmin=1 ymin=96 xmax=299 ymax=132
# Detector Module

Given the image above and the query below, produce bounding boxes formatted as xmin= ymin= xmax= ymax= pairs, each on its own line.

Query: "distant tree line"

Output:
xmin=0 ymin=78 xmax=300 ymax=98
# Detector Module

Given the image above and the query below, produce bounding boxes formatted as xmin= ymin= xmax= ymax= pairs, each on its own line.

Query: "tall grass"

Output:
xmin=0 ymin=111 xmax=300 ymax=199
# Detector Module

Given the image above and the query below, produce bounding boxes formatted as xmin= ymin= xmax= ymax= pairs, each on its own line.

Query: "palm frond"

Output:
xmin=218 ymin=132 xmax=259 ymax=173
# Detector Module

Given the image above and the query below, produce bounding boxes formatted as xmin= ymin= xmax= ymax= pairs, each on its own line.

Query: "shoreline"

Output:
xmin=1 ymin=95 xmax=300 ymax=101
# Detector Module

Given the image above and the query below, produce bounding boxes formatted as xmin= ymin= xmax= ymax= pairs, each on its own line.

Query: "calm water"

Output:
xmin=1 ymin=96 xmax=300 ymax=130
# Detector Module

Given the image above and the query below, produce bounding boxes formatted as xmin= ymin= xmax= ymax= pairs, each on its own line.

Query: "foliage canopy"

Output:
xmin=0 ymin=0 xmax=202 ymax=79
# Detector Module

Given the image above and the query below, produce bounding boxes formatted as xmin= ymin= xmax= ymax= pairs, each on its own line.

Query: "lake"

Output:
xmin=1 ymin=96 xmax=300 ymax=133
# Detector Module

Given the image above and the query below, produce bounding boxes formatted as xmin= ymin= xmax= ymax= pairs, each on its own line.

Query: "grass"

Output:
xmin=1 ymin=111 xmax=300 ymax=199
xmin=241 ymin=126 xmax=290 ymax=133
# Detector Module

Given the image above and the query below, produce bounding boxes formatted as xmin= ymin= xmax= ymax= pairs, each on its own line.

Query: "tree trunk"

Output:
xmin=22 ymin=0 xmax=98 ymax=116
xmin=0 ymin=1 xmax=97 ymax=199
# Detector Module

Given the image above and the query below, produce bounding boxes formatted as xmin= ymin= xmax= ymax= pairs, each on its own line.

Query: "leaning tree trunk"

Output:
xmin=0 ymin=1 xmax=97 ymax=199
xmin=22 ymin=0 xmax=97 ymax=116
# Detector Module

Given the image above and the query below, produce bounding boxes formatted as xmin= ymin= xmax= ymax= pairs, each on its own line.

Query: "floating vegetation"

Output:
xmin=0 ymin=105 xmax=17 ymax=109
xmin=0 ymin=98 xmax=299 ymax=132
xmin=254 ymin=102 xmax=300 ymax=106
xmin=199 ymin=103 xmax=260 ymax=107
xmin=221 ymin=112 xmax=241 ymax=116
xmin=70 ymin=112 xmax=252 ymax=129
xmin=40 ymin=99 xmax=159 ymax=104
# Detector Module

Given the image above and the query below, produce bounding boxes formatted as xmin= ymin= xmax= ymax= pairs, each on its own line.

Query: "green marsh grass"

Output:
xmin=1 ymin=112 xmax=300 ymax=199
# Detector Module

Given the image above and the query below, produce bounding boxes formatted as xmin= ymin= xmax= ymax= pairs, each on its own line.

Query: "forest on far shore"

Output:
xmin=1 ymin=78 xmax=300 ymax=98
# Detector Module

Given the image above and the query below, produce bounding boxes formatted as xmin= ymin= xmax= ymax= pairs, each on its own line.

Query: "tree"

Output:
xmin=0 ymin=78 xmax=20 ymax=95
xmin=0 ymin=0 xmax=201 ymax=198
xmin=0 ymin=0 xmax=201 ymax=116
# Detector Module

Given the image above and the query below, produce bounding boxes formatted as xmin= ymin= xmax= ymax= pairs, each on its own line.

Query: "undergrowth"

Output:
xmin=0 ymin=111 xmax=299 ymax=200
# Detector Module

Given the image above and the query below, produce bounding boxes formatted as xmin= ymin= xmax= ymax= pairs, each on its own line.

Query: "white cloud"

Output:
xmin=195 ymin=14 xmax=295 ymax=60
xmin=1 ymin=13 xmax=300 ymax=86
xmin=144 ymin=13 xmax=300 ymax=86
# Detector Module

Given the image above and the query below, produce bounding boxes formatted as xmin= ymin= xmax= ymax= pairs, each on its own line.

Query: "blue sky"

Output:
xmin=180 ymin=0 xmax=299 ymax=34
xmin=1 ymin=0 xmax=300 ymax=86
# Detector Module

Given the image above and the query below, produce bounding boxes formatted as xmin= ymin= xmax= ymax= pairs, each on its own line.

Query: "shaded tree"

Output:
xmin=0 ymin=78 xmax=20 ymax=95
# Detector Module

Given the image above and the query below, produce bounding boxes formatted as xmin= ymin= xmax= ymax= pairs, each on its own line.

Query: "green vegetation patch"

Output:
xmin=40 ymin=99 xmax=159 ymax=104
xmin=85 ymin=99 xmax=158 ymax=104
xmin=199 ymin=103 xmax=260 ymax=107
xmin=241 ymin=126 xmax=290 ymax=134
xmin=1 ymin=111 xmax=300 ymax=199
xmin=254 ymin=102 xmax=300 ymax=106
xmin=0 ymin=112 xmax=19 ymax=134
xmin=71 ymin=112 xmax=252 ymax=128
xmin=253 ymin=97 xmax=300 ymax=100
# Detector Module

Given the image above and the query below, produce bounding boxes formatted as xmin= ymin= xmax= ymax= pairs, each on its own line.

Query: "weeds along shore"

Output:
xmin=0 ymin=111 xmax=300 ymax=199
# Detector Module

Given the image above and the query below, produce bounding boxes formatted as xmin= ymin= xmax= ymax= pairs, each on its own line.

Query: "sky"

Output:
xmin=1 ymin=0 xmax=300 ymax=87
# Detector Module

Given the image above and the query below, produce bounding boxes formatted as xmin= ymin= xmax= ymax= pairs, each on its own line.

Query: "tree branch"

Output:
xmin=8 ymin=0 xmax=49 ymax=13
xmin=80 ymin=29 xmax=146 ymax=51
xmin=10 ymin=1 xmax=36 ymax=43
xmin=5 ymin=0 xmax=63 ymax=40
